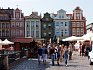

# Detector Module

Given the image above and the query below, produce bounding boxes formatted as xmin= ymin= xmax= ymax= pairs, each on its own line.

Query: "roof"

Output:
xmin=25 ymin=12 xmax=41 ymax=19
xmin=14 ymin=37 xmax=33 ymax=43
xmin=74 ymin=6 xmax=82 ymax=10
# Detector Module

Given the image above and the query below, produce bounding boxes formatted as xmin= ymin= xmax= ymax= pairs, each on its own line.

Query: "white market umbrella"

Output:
xmin=2 ymin=39 xmax=14 ymax=45
xmin=82 ymin=31 xmax=93 ymax=40
xmin=62 ymin=36 xmax=83 ymax=41
xmin=0 ymin=39 xmax=4 ymax=50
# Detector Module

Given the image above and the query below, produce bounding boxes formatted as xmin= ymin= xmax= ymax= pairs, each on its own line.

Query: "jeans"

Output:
xmin=51 ymin=53 xmax=55 ymax=65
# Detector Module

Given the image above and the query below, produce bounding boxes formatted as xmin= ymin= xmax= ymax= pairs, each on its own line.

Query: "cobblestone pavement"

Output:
xmin=10 ymin=51 xmax=93 ymax=70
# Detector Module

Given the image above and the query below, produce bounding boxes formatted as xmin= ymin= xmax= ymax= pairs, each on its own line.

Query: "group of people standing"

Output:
xmin=38 ymin=43 xmax=72 ymax=66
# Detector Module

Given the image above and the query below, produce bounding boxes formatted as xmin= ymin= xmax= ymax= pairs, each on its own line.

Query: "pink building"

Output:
xmin=11 ymin=8 xmax=25 ymax=41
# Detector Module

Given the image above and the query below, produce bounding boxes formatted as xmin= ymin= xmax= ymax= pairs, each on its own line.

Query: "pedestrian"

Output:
xmin=38 ymin=45 xmax=43 ymax=65
xmin=42 ymin=44 xmax=48 ymax=65
xmin=50 ymin=44 xmax=55 ymax=66
xmin=69 ymin=43 xmax=73 ymax=60
xmin=82 ymin=43 xmax=85 ymax=56
xmin=63 ymin=46 xmax=69 ymax=66
xmin=56 ymin=47 xmax=61 ymax=66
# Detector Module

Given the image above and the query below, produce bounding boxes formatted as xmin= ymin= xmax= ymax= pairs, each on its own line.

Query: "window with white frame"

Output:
xmin=56 ymin=22 xmax=59 ymax=26
xmin=81 ymin=22 xmax=84 ymax=27
xmin=43 ymin=32 xmax=46 ymax=36
xmin=36 ymin=31 xmax=39 ymax=38
xmin=77 ymin=22 xmax=80 ymax=27
xmin=65 ymin=22 xmax=67 ymax=26
xmin=72 ymin=28 xmax=76 ymax=35
xmin=60 ymin=22 xmax=63 ymax=26
xmin=16 ymin=22 xmax=19 ymax=27
xmin=27 ymin=31 xmax=30 ymax=37
xmin=72 ymin=22 xmax=76 ymax=27
xmin=11 ymin=23 xmax=15 ymax=27
xmin=81 ymin=28 xmax=84 ymax=35
xmin=43 ymin=24 xmax=46 ymax=29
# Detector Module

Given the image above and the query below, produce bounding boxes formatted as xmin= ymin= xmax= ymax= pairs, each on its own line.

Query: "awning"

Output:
xmin=14 ymin=38 xmax=33 ymax=43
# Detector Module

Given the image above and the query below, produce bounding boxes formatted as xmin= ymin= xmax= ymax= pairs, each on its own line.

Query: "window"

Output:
xmin=31 ymin=21 xmax=34 ymax=29
xmin=2 ymin=29 xmax=5 ymax=36
xmin=6 ymin=30 xmax=9 ymax=36
xmin=16 ymin=29 xmax=19 ymax=36
xmin=72 ymin=22 xmax=76 ymax=27
xmin=27 ymin=31 xmax=30 ymax=37
xmin=48 ymin=24 xmax=51 ymax=29
xmin=72 ymin=28 xmax=76 ymax=35
xmin=61 ymin=22 xmax=63 ymax=26
xmin=62 ymin=15 xmax=64 ymax=18
xmin=6 ymin=23 xmax=10 ymax=28
xmin=43 ymin=33 xmax=46 ymax=36
xmin=43 ymin=24 xmax=46 ymax=28
xmin=20 ymin=22 xmax=24 ymax=27
xmin=12 ymin=30 xmax=15 ymax=36
xmin=76 ymin=13 xmax=80 ymax=19
xmin=36 ymin=31 xmax=39 ymax=38
xmin=81 ymin=22 xmax=84 ymax=27
xmin=65 ymin=22 xmax=67 ymax=26
xmin=48 ymin=32 xmax=51 ymax=36
xmin=0 ymin=24 xmax=1 ymax=28
xmin=2 ymin=23 xmax=5 ymax=28
xmin=16 ymin=13 xmax=20 ymax=18
xmin=59 ymin=16 xmax=61 ymax=18
xmin=11 ymin=23 xmax=15 ymax=27
xmin=31 ymin=31 xmax=34 ymax=37
xmin=36 ymin=21 xmax=39 ymax=28
xmin=26 ymin=21 xmax=30 ymax=28
xmin=16 ymin=22 xmax=19 ymax=27
xmin=56 ymin=22 xmax=59 ymax=26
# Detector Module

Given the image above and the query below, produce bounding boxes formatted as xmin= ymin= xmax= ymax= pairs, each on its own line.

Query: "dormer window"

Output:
xmin=16 ymin=13 xmax=20 ymax=18
xmin=62 ymin=15 xmax=64 ymax=18
xmin=59 ymin=16 xmax=61 ymax=18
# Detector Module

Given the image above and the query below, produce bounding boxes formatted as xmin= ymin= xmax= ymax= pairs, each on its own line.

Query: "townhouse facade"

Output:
xmin=51 ymin=9 xmax=70 ymax=39
xmin=41 ymin=12 xmax=54 ymax=41
xmin=70 ymin=7 xmax=86 ymax=36
xmin=25 ymin=12 xmax=41 ymax=39
xmin=11 ymin=8 xmax=25 ymax=41
xmin=0 ymin=7 xmax=14 ymax=40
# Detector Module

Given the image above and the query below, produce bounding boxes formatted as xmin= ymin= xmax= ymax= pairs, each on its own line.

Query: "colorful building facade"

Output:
xmin=70 ymin=7 xmax=86 ymax=36
xmin=41 ymin=12 xmax=54 ymax=41
xmin=51 ymin=9 xmax=70 ymax=39
xmin=25 ymin=12 xmax=41 ymax=39
xmin=11 ymin=8 xmax=25 ymax=41
xmin=0 ymin=7 xmax=13 ymax=40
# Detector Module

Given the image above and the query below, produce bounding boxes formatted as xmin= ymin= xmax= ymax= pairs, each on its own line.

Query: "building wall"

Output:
xmin=25 ymin=12 xmax=41 ymax=39
xmin=51 ymin=9 xmax=70 ymax=39
xmin=0 ymin=8 xmax=13 ymax=40
xmin=41 ymin=12 xmax=54 ymax=40
xmin=11 ymin=8 xmax=25 ymax=41
xmin=70 ymin=7 xmax=86 ymax=36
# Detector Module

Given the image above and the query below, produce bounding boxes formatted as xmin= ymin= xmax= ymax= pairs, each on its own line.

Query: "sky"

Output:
xmin=0 ymin=0 xmax=93 ymax=25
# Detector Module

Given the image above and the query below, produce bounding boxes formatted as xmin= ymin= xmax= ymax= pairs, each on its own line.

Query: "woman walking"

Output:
xmin=63 ymin=46 xmax=69 ymax=66
xmin=38 ymin=45 xmax=43 ymax=65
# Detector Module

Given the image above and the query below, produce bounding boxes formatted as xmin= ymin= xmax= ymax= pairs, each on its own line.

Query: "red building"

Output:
xmin=70 ymin=7 xmax=86 ymax=36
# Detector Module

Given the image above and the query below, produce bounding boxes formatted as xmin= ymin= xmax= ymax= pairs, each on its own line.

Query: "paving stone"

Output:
xmin=10 ymin=51 xmax=93 ymax=70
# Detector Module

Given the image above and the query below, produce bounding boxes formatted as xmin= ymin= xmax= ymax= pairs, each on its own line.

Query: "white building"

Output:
xmin=25 ymin=12 xmax=41 ymax=39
